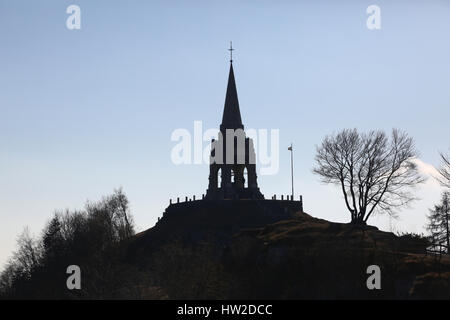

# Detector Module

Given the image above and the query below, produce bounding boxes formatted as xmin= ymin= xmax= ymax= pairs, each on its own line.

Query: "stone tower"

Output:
xmin=205 ymin=60 xmax=264 ymax=200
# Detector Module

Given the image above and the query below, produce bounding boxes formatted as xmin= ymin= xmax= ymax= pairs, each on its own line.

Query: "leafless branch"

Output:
xmin=313 ymin=128 xmax=424 ymax=224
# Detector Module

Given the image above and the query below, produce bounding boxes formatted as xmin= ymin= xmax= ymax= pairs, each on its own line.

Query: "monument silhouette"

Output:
xmin=205 ymin=49 xmax=264 ymax=200
xmin=159 ymin=45 xmax=303 ymax=232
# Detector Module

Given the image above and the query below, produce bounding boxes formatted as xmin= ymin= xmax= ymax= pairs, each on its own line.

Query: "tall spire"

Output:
xmin=220 ymin=45 xmax=243 ymax=131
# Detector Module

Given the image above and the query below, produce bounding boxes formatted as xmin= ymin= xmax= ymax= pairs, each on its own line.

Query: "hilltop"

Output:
xmin=2 ymin=195 xmax=449 ymax=300
xmin=125 ymin=201 xmax=450 ymax=299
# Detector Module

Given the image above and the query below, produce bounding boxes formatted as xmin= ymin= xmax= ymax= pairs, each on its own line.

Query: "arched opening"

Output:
xmin=217 ymin=168 xmax=222 ymax=188
xmin=244 ymin=167 xmax=248 ymax=188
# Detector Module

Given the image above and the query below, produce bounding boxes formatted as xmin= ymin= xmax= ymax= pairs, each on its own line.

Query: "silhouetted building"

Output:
xmin=205 ymin=59 xmax=264 ymax=200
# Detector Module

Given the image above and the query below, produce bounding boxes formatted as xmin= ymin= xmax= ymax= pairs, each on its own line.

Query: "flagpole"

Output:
xmin=289 ymin=143 xmax=294 ymax=200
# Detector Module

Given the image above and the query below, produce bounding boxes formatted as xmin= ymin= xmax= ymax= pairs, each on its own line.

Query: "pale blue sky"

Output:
xmin=1 ymin=0 xmax=449 ymax=268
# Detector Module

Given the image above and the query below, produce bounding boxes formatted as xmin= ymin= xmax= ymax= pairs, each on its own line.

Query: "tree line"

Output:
xmin=0 ymin=189 xmax=156 ymax=299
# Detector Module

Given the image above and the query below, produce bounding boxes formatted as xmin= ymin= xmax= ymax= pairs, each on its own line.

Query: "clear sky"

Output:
xmin=1 ymin=0 xmax=449 ymax=268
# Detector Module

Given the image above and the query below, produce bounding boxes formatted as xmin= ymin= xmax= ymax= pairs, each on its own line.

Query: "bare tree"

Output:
xmin=437 ymin=151 xmax=450 ymax=189
xmin=313 ymin=128 xmax=425 ymax=224
xmin=13 ymin=228 xmax=42 ymax=278
xmin=426 ymin=192 xmax=450 ymax=253
xmin=86 ymin=188 xmax=135 ymax=242
xmin=0 ymin=227 xmax=42 ymax=296
xmin=0 ymin=189 xmax=138 ymax=299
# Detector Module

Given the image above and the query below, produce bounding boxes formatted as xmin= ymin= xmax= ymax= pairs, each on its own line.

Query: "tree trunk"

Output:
xmin=351 ymin=216 xmax=366 ymax=226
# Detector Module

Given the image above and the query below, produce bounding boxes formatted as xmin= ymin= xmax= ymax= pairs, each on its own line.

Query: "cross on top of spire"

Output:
xmin=220 ymin=48 xmax=243 ymax=131
xmin=228 ymin=41 xmax=234 ymax=63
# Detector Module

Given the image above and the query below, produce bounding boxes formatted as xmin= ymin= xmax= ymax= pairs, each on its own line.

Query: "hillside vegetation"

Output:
xmin=2 ymin=193 xmax=449 ymax=299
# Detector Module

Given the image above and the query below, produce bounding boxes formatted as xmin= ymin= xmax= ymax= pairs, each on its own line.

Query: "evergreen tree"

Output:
xmin=426 ymin=192 xmax=450 ymax=253
xmin=43 ymin=215 xmax=64 ymax=262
